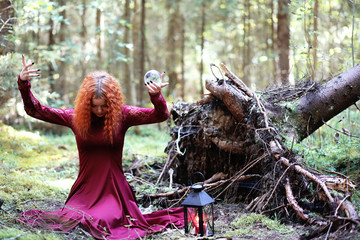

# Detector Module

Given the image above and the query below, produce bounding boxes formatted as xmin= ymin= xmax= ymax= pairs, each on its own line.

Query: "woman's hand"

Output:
xmin=146 ymin=72 xmax=169 ymax=95
xmin=19 ymin=55 xmax=40 ymax=81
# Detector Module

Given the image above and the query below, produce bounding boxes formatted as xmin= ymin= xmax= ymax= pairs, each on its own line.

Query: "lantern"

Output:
xmin=181 ymin=172 xmax=215 ymax=236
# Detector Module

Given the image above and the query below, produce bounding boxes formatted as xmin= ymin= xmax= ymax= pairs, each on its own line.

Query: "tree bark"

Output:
xmin=0 ymin=0 xmax=15 ymax=55
xmin=96 ymin=8 xmax=102 ymax=68
xmin=242 ymin=0 xmax=251 ymax=86
xmin=123 ymin=0 xmax=135 ymax=105
xmin=313 ymin=0 xmax=319 ymax=80
xmin=80 ymin=0 xmax=87 ymax=79
xmin=293 ymin=64 xmax=360 ymax=141
xmin=199 ymin=1 xmax=205 ymax=97
xmin=48 ymin=13 xmax=55 ymax=92
xmin=138 ymin=0 xmax=146 ymax=105
xmin=270 ymin=0 xmax=277 ymax=83
xmin=180 ymin=14 xmax=185 ymax=100
xmin=166 ymin=0 xmax=179 ymax=98
xmin=132 ymin=0 xmax=141 ymax=105
xmin=59 ymin=0 xmax=68 ymax=104
xmin=277 ymin=0 xmax=290 ymax=83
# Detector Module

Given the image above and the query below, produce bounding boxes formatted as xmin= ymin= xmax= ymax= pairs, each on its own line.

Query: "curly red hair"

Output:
xmin=73 ymin=71 xmax=124 ymax=144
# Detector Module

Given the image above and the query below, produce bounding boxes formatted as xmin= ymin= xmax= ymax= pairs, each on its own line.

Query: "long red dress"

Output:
xmin=17 ymin=77 xmax=184 ymax=239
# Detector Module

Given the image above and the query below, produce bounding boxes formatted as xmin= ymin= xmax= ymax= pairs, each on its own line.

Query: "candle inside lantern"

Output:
xmin=189 ymin=210 xmax=207 ymax=235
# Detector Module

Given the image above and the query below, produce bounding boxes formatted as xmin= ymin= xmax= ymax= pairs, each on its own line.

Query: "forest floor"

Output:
xmin=0 ymin=120 xmax=359 ymax=239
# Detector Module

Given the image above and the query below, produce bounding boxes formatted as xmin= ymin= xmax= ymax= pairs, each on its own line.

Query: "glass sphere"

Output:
xmin=144 ymin=70 xmax=161 ymax=85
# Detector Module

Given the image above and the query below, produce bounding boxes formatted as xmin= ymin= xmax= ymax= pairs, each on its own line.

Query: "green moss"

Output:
xmin=0 ymin=123 xmax=72 ymax=202
xmin=0 ymin=227 xmax=63 ymax=240
xmin=226 ymin=213 xmax=296 ymax=238
xmin=0 ymin=172 xmax=65 ymax=202
xmin=0 ymin=122 xmax=65 ymax=169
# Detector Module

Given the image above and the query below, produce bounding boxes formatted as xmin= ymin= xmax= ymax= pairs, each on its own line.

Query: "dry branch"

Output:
xmin=279 ymin=157 xmax=335 ymax=204
xmin=220 ymin=63 xmax=253 ymax=97
xmin=285 ymin=178 xmax=311 ymax=222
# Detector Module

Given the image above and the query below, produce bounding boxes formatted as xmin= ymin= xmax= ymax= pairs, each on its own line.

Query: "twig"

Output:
xmin=261 ymin=204 xmax=290 ymax=214
xmin=214 ymin=153 xmax=268 ymax=199
xmin=335 ymin=195 xmax=350 ymax=217
xmin=322 ymin=120 xmax=360 ymax=138
xmin=0 ymin=17 xmax=15 ymax=33
xmin=324 ymin=222 xmax=333 ymax=240
xmin=169 ymin=187 xmax=190 ymax=208
xmin=262 ymin=163 xmax=295 ymax=210
xmin=209 ymin=63 xmax=224 ymax=80
xmin=354 ymin=102 xmax=360 ymax=111
xmin=125 ymin=173 xmax=155 ymax=187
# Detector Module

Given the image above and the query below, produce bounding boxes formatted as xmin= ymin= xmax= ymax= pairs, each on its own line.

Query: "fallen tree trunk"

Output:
xmin=281 ymin=64 xmax=360 ymax=141
xmin=159 ymin=63 xmax=359 ymax=235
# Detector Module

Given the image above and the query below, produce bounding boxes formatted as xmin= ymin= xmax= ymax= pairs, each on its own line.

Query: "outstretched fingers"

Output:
xmin=20 ymin=55 xmax=40 ymax=81
xmin=146 ymin=82 xmax=169 ymax=94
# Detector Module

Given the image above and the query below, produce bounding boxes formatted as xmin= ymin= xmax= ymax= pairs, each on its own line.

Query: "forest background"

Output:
xmin=0 ymin=0 xmax=360 ymax=239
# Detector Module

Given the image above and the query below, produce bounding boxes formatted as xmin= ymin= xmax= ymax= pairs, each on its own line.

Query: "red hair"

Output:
xmin=73 ymin=71 xmax=124 ymax=144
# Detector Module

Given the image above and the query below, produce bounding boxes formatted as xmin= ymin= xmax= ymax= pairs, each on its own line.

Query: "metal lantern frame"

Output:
xmin=181 ymin=172 xmax=215 ymax=236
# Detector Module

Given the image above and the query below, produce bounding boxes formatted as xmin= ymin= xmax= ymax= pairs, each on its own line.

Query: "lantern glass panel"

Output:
xmin=184 ymin=205 xmax=214 ymax=236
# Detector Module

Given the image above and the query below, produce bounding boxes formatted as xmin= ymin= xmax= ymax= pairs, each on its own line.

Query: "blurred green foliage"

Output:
xmin=0 ymin=53 xmax=22 ymax=107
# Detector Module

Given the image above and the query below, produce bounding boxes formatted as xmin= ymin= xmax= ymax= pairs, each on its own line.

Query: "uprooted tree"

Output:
xmin=153 ymin=63 xmax=360 ymax=236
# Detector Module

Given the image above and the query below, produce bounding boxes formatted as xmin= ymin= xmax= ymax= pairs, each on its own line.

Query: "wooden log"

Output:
xmin=317 ymin=175 xmax=356 ymax=192
xmin=205 ymin=78 xmax=249 ymax=123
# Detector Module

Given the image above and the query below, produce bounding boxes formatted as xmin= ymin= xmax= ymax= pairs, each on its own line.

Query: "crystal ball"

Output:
xmin=144 ymin=70 xmax=161 ymax=85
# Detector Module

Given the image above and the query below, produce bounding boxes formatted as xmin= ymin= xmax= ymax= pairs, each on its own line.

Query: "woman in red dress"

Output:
xmin=18 ymin=55 xmax=184 ymax=239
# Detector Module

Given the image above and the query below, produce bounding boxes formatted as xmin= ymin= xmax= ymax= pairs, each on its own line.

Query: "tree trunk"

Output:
xmin=132 ymin=0 xmax=141 ymax=105
xmin=242 ymin=0 xmax=251 ymax=86
xmin=80 ymin=0 xmax=87 ymax=79
xmin=0 ymin=0 xmax=15 ymax=55
xmin=123 ymin=0 xmax=135 ymax=105
xmin=59 ymin=0 xmax=68 ymax=104
xmin=270 ymin=0 xmax=277 ymax=83
xmin=277 ymin=0 xmax=290 ymax=83
xmin=96 ymin=8 xmax=102 ymax=68
xmin=138 ymin=0 xmax=146 ymax=105
xmin=48 ymin=13 xmax=55 ymax=92
xmin=199 ymin=1 xmax=205 ymax=97
xmin=180 ymin=14 xmax=185 ymax=100
xmin=313 ymin=0 xmax=319 ymax=80
xmin=292 ymin=64 xmax=360 ymax=141
xmin=166 ymin=0 xmax=179 ymax=98
xmin=162 ymin=64 xmax=359 ymax=233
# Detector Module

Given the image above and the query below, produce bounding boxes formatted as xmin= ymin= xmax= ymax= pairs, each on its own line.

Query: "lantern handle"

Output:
xmin=190 ymin=171 xmax=205 ymax=188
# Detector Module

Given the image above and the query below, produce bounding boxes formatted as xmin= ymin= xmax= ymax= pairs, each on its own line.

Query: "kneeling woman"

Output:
xmin=18 ymin=56 xmax=183 ymax=239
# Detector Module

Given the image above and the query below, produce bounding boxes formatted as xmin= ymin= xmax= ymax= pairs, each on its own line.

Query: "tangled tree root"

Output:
xmin=147 ymin=64 xmax=359 ymax=237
